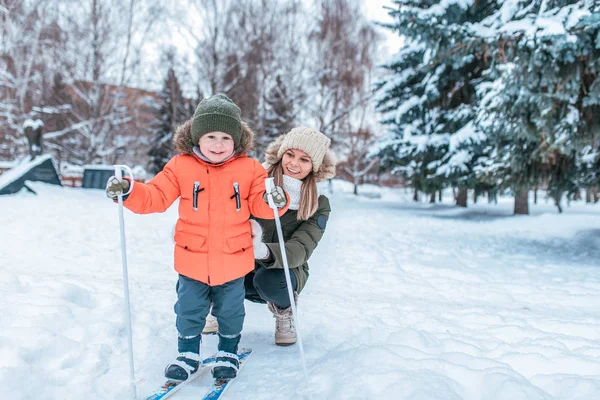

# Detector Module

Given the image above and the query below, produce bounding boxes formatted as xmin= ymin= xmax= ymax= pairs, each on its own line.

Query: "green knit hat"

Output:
xmin=191 ymin=94 xmax=242 ymax=146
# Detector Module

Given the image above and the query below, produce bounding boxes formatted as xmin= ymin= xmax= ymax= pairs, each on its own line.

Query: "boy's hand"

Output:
xmin=263 ymin=185 xmax=287 ymax=208
xmin=105 ymin=176 xmax=131 ymax=199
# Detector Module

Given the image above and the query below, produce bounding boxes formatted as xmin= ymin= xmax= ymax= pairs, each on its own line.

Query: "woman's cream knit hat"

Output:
xmin=276 ymin=127 xmax=331 ymax=172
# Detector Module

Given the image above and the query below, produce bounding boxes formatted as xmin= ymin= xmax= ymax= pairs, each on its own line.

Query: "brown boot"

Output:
xmin=202 ymin=308 xmax=218 ymax=335
xmin=267 ymin=293 xmax=298 ymax=346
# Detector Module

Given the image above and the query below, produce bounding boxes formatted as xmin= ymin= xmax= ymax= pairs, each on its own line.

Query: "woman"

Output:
xmin=203 ymin=127 xmax=336 ymax=346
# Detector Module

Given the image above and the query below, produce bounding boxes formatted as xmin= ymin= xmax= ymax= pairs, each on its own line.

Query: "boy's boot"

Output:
xmin=268 ymin=293 xmax=298 ymax=346
xmin=211 ymin=333 xmax=240 ymax=380
xmin=164 ymin=334 xmax=201 ymax=381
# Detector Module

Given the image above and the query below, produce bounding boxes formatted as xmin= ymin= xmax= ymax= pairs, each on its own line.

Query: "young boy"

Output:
xmin=105 ymin=94 xmax=288 ymax=380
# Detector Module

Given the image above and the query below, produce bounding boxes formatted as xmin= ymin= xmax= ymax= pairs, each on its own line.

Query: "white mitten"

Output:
xmin=249 ymin=219 xmax=269 ymax=259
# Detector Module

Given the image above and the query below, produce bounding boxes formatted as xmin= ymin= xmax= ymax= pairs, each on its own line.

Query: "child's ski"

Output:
xmin=145 ymin=353 xmax=218 ymax=400
xmin=201 ymin=348 xmax=253 ymax=400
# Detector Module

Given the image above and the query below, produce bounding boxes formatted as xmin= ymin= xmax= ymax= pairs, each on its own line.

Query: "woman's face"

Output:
xmin=282 ymin=148 xmax=312 ymax=180
xmin=199 ymin=131 xmax=234 ymax=163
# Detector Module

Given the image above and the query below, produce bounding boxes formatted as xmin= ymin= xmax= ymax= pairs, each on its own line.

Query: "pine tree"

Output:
xmin=376 ymin=1 xmax=501 ymax=204
xmin=473 ymin=1 xmax=600 ymax=213
xmin=148 ymin=67 xmax=189 ymax=174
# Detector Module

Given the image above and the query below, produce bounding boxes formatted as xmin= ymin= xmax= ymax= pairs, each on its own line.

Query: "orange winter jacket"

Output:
xmin=123 ymin=121 xmax=287 ymax=286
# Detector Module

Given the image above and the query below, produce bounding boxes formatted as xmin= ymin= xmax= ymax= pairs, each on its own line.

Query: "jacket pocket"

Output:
xmin=174 ymin=231 xmax=207 ymax=252
xmin=225 ymin=232 xmax=253 ymax=253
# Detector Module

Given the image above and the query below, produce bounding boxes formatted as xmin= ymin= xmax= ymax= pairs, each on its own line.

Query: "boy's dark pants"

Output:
xmin=175 ymin=275 xmax=245 ymax=354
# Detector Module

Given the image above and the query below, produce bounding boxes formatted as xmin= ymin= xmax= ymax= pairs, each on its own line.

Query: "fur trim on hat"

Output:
xmin=264 ymin=134 xmax=336 ymax=182
xmin=174 ymin=120 xmax=255 ymax=155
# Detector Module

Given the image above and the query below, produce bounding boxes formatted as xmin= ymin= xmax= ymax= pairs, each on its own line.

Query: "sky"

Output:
xmin=364 ymin=0 xmax=405 ymax=59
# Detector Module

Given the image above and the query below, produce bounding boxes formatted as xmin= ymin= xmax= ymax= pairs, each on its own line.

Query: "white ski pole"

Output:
xmin=114 ymin=165 xmax=137 ymax=399
xmin=264 ymin=178 xmax=312 ymax=397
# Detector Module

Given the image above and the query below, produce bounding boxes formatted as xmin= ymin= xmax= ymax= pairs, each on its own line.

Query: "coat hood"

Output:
xmin=263 ymin=134 xmax=336 ymax=182
xmin=173 ymin=119 xmax=255 ymax=155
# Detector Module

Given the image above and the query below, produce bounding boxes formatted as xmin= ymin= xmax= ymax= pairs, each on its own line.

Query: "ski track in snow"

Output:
xmin=1 ymin=181 xmax=599 ymax=399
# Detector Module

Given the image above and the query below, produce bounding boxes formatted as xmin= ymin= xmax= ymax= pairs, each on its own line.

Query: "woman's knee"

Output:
xmin=253 ymin=267 xmax=286 ymax=299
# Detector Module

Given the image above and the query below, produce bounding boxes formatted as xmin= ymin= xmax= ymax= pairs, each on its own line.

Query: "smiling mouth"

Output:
xmin=286 ymin=167 xmax=299 ymax=174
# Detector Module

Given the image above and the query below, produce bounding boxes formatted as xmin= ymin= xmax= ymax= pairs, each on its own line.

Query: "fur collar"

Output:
xmin=173 ymin=120 xmax=255 ymax=155
xmin=263 ymin=134 xmax=336 ymax=182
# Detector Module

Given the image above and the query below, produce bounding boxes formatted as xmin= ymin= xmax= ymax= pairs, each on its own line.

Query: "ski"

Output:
xmin=201 ymin=348 xmax=253 ymax=400
xmin=145 ymin=353 xmax=218 ymax=400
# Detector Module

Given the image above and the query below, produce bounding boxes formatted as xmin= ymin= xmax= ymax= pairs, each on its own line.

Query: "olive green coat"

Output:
xmin=254 ymin=195 xmax=331 ymax=293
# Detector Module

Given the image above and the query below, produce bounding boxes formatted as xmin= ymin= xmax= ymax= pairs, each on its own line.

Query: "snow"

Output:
xmin=1 ymin=181 xmax=600 ymax=399
xmin=0 ymin=154 xmax=54 ymax=190
xmin=581 ymin=152 xmax=598 ymax=164
xmin=394 ymin=95 xmax=424 ymax=124
xmin=22 ymin=118 xmax=44 ymax=130
xmin=60 ymin=163 xmax=84 ymax=177
xmin=82 ymin=164 xmax=118 ymax=171
xmin=0 ymin=160 xmax=17 ymax=169
xmin=410 ymin=0 xmax=474 ymax=17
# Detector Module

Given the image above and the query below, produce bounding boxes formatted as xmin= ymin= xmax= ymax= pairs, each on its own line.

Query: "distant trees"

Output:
xmin=148 ymin=54 xmax=191 ymax=174
xmin=0 ymin=0 xmax=164 ymax=165
xmin=1 ymin=0 xmax=384 ymax=170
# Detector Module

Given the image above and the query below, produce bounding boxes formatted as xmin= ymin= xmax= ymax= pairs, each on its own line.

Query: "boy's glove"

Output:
xmin=105 ymin=176 xmax=131 ymax=199
xmin=263 ymin=185 xmax=287 ymax=208
xmin=250 ymin=219 xmax=269 ymax=260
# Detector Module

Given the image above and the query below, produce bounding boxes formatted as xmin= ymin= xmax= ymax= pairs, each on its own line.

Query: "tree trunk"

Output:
xmin=534 ymin=187 xmax=538 ymax=204
xmin=413 ymin=188 xmax=419 ymax=202
xmin=473 ymin=191 xmax=478 ymax=204
xmin=593 ymin=188 xmax=599 ymax=203
xmin=514 ymin=188 xmax=529 ymax=215
xmin=456 ymin=188 xmax=467 ymax=208
xmin=353 ymin=182 xmax=358 ymax=195
xmin=429 ymin=192 xmax=435 ymax=203
xmin=438 ymin=190 xmax=442 ymax=202
xmin=586 ymin=188 xmax=592 ymax=203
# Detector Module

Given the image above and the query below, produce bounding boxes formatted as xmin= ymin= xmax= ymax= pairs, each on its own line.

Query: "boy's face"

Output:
xmin=199 ymin=131 xmax=235 ymax=162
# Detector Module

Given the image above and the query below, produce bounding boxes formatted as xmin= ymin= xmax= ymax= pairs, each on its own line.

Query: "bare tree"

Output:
xmin=341 ymin=129 xmax=379 ymax=195
xmin=306 ymin=0 xmax=381 ymax=144
xmin=0 ymin=0 xmax=71 ymax=159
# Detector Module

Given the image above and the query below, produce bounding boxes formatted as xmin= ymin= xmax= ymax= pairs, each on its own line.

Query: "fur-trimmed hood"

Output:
xmin=263 ymin=134 xmax=336 ymax=182
xmin=173 ymin=119 xmax=255 ymax=155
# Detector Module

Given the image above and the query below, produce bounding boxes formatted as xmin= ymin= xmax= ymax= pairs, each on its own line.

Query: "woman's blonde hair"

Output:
xmin=267 ymin=160 xmax=318 ymax=221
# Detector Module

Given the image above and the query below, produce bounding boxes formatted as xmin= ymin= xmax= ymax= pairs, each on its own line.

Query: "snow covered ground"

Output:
xmin=1 ymin=181 xmax=599 ymax=400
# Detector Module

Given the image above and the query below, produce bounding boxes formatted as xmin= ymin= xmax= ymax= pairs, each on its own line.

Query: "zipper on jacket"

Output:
xmin=231 ymin=182 xmax=241 ymax=212
xmin=193 ymin=181 xmax=204 ymax=211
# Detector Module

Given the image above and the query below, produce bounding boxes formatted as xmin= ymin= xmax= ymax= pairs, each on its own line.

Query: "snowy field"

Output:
xmin=1 ymin=180 xmax=599 ymax=400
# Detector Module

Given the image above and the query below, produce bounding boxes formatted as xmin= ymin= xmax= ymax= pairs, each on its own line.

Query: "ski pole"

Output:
xmin=114 ymin=165 xmax=137 ymax=399
xmin=264 ymin=178 xmax=312 ymax=398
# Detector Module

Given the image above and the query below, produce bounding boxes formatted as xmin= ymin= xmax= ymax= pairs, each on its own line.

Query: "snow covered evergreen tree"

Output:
xmin=376 ymin=0 xmax=501 ymax=205
xmin=473 ymin=0 xmax=600 ymax=213
xmin=148 ymin=66 xmax=189 ymax=174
